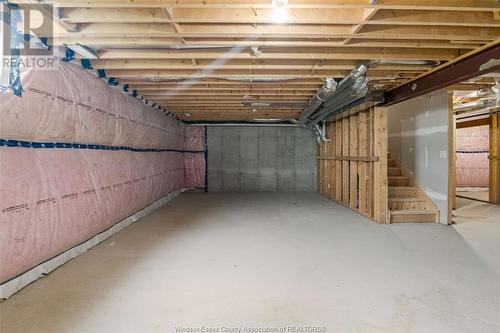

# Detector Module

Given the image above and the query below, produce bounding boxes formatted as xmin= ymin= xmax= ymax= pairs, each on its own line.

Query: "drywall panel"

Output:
xmin=387 ymin=91 xmax=450 ymax=224
xmin=207 ymin=126 xmax=316 ymax=192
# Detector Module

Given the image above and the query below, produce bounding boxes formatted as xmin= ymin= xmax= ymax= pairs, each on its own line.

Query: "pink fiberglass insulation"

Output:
xmin=0 ymin=60 xmax=206 ymax=285
xmin=0 ymin=61 xmax=183 ymax=150
xmin=456 ymin=125 xmax=489 ymax=187
xmin=0 ymin=148 xmax=184 ymax=283
xmin=184 ymin=126 xmax=206 ymax=152
xmin=183 ymin=126 xmax=206 ymax=188
xmin=184 ymin=153 xmax=207 ymax=189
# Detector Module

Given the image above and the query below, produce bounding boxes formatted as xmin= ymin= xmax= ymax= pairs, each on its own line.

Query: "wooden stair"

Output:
xmin=388 ymin=155 xmax=439 ymax=223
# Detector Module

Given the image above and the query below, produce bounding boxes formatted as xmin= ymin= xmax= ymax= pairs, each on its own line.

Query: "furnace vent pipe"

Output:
xmin=298 ymin=78 xmax=337 ymax=126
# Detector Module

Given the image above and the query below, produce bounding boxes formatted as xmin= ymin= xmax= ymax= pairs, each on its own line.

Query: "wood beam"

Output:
xmin=48 ymin=37 xmax=482 ymax=49
xmin=20 ymin=0 xmax=500 ymax=12
xmin=96 ymin=48 xmax=457 ymax=61
xmin=89 ymin=59 xmax=433 ymax=71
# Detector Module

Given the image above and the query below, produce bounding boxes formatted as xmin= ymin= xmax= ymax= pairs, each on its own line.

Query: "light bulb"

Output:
xmin=272 ymin=7 xmax=288 ymax=23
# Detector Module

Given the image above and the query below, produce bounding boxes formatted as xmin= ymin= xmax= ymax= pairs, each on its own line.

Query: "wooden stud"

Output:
xmin=490 ymin=112 xmax=500 ymax=204
xmin=358 ymin=111 xmax=368 ymax=214
xmin=342 ymin=117 xmax=350 ymax=205
xmin=448 ymin=93 xmax=457 ymax=222
xmin=373 ymin=107 xmax=388 ymax=224
xmin=349 ymin=114 xmax=359 ymax=209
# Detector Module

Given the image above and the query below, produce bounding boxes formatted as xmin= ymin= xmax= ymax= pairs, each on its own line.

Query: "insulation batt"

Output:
xmin=183 ymin=127 xmax=207 ymax=189
xmin=0 ymin=148 xmax=184 ymax=283
xmin=0 ymin=61 xmax=206 ymax=284
xmin=456 ymin=126 xmax=489 ymax=187
xmin=0 ymin=61 xmax=183 ymax=150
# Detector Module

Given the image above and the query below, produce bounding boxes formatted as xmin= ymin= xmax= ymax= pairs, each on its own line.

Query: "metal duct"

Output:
xmin=372 ymin=59 xmax=441 ymax=66
xmin=219 ymin=77 xmax=300 ymax=82
xmin=308 ymin=85 xmax=369 ymax=127
xmin=298 ymin=78 xmax=337 ymax=126
xmin=297 ymin=64 xmax=368 ymax=128
xmin=307 ymin=76 xmax=369 ymax=126
xmin=293 ymin=64 xmax=370 ymax=142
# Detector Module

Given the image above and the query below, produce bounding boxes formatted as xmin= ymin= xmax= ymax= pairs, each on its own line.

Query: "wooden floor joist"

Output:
xmin=13 ymin=0 xmax=499 ymax=120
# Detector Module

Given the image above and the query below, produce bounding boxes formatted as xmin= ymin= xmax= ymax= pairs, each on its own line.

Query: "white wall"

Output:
xmin=387 ymin=91 xmax=450 ymax=225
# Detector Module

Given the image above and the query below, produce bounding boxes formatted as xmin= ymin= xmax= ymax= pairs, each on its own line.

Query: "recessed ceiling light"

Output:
xmin=272 ymin=0 xmax=288 ymax=7
xmin=272 ymin=0 xmax=288 ymax=23
xmin=184 ymin=113 xmax=192 ymax=117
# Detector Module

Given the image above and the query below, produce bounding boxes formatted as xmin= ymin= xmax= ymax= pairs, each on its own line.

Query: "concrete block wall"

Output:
xmin=207 ymin=126 xmax=317 ymax=192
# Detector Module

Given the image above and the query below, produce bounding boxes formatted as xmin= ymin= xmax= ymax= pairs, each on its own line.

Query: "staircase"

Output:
xmin=388 ymin=156 xmax=440 ymax=223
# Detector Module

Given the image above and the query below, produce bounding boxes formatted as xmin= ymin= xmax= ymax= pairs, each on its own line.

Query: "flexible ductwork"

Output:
xmin=298 ymin=78 xmax=337 ymax=126
xmin=371 ymin=59 xmax=441 ymax=66
xmin=295 ymin=64 xmax=370 ymax=141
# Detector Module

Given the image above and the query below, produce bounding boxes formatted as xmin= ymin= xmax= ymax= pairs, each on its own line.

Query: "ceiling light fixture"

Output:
xmin=272 ymin=0 xmax=288 ymax=23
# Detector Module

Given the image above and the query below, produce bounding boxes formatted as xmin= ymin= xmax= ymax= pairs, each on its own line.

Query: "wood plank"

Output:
xmin=373 ymin=107 xmax=388 ymax=223
xmin=335 ymin=121 xmax=342 ymax=201
xmin=358 ymin=111 xmax=368 ymax=214
xmin=97 ymin=48 xmax=457 ymax=61
xmin=316 ymin=155 xmax=379 ymax=162
xmin=448 ymin=93 xmax=457 ymax=220
xmin=490 ymin=113 xmax=500 ymax=204
xmin=349 ymin=114 xmax=359 ymax=209
xmin=328 ymin=121 xmax=336 ymax=199
xmin=30 ymin=0 xmax=500 ymax=11
xmin=367 ymin=107 xmax=374 ymax=217
xmin=342 ymin=117 xmax=350 ymax=205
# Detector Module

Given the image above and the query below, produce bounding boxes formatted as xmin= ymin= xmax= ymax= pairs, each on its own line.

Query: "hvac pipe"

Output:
xmin=187 ymin=123 xmax=300 ymax=127
xmin=310 ymin=86 xmax=369 ymax=125
xmin=322 ymin=76 xmax=368 ymax=110
xmin=297 ymin=64 xmax=367 ymax=126
xmin=311 ymin=79 xmax=369 ymax=122
xmin=298 ymin=78 xmax=337 ymax=126
xmin=307 ymin=86 xmax=369 ymax=128
xmin=305 ymin=75 xmax=366 ymax=122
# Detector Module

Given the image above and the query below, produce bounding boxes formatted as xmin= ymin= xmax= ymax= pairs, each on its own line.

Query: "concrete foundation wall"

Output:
xmin=207 ymin=126 xmax=316 ymax=192
xmin=387 ymin=91 xmax=450 ymax=224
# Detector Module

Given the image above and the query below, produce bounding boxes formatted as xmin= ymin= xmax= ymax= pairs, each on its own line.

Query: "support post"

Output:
xmin=373 ymin=107 xmax=388 ymax=224
xmin=490 ymin=112 xmax=500 ymax=204
xmin=448 ymin=93 xmax=457 ymax=224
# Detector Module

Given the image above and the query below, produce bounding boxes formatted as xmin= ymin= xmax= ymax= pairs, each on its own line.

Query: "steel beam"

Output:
xmin=384 ymin=41 xmax=500 ymax=106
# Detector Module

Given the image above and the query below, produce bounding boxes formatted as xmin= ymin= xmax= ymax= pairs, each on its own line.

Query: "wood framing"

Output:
xmin=448 ymin=94 xmax=456 ymax=223
xmin=317 ymin=106 xmax=388 ymax=223
xmin=11 ymin=0 xmax=499 ymax=121
xmin=490 ymin=112 xmax=500 ymax=204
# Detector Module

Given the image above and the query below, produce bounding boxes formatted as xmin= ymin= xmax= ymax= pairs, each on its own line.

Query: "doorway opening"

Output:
xmin=451 ymin=73 xmax=499 ymax=211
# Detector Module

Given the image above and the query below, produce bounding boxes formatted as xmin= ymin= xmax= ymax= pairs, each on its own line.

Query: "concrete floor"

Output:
xmin=1 ymin=192 xmax=499 ymax=333
xmin=456 ymin=189 xmax=490 ymax=203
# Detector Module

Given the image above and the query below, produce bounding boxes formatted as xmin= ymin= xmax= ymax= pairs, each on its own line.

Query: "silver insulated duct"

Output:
xmin=296 ymin=64 xmax=369 ymax=142
xmin=298 ymin=78 xmax=337 ymax=126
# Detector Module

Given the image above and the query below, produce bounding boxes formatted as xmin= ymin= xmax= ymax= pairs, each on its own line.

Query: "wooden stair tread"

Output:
xmin=389 ymin=186 xmax=417 ymax=189
xmin=390 ymin=210 xmax=437 ymax=215
xmin=389 ymin=198 xmax=423 ymax=202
